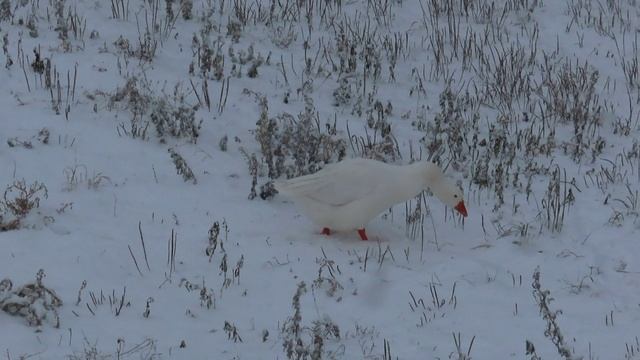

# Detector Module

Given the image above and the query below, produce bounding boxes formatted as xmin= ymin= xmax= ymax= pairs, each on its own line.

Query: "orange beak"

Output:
xmin=454 ymin=201 xmax=468 ymax=217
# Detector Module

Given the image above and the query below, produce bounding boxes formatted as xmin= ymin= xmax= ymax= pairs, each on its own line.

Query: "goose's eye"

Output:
xmin=454 ymin=194 xmax=458 ymax=198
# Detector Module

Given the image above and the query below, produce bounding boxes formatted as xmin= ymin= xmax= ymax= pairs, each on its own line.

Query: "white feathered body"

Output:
xmin=274 ymin=158 xmax=427 ymax=231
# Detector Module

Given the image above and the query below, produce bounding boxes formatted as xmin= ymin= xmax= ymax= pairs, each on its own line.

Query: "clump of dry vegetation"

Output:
xmin=7 ymin=128 xmax=50 ymax=149
xmin=0 ymin=180 xmax=48 ymax=231
xmin=0 ymin=269 xmax=62 ymax=328
xmin=66 ymin=337 xmax=159 ymax=360
xmin=103 ymin=77 xmax=202 ymax=143
xmin=250 ymin=86 xmax=347 ymax=181
xmin=527 ymin=267 xmax=579 ymax=360
xmin=168 ymin=148 xmax=197 ymax=184
xmin=280 ymin=282 xmax=341 ymax=360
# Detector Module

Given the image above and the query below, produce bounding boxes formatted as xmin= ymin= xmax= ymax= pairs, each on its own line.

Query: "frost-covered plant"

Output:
xmin=347 ymin=99 xmax=400 ymax=163
xmin=108 ymin=77 xmax=202 ymax=143
xmin=270 ymin=24 xmax=297 ymax=49
xmin=66 ymin=338 xmax=159 ymax=360
xmin=7 ymin=128 xmax=50 ymax=149
xmin=2 ymin=180 xmax=48 ymax=219
xmin=332 ymin=77 xmax=352 ymax=106
xmin=247 ymin=57 xmax=263 ymax=78
xmin=31 ymin=48 xmax=45 ymax=74
xmin=206 ymin=221 xmax=220 ymax=259
xmin=282 ymin=282 xmax=308 ymax=359
xmin=541 ymin=166 xmax=574 ymax=233
xmin=420 ymin=87 xmax=476 ymax=166
xmin=335 ymin=25 xmax=357 ymax=75
xmin=219 ymin=135 xmax=228 ymax=151
xmin=52 ymin=0 xmax=73 ymax=51
xmin=0 ymin=214 xmax=19 ymax=232
xmin=27 ymin=14 xmax=39 ymax=38
xmin=191 ymin=32 xmax=225 ymax=80
xmin=150 ymin=99 xmax=201 ymax=143
xmin=0 ymin=0 xmax=10 ymax=21
xmin=112 ymin=32 xmax=156 ymax=63
xmin=2 ymin=33 xmax=12 ymax=68
xmin=259 ymin=181 xmax=277 ymax=200
xmin=66 ymin=339 xmax=111 ymax=360
xmin=165 ymin=0 xmax=174 ymax=19
xmin=0 ymin=269 xmax=62 ymax=328
xmin=624 ymin=337 xmax=640 ymax=360
xmin=539 ymin=60 xmax=601 ymax=161
xmin=136 ymin=30 xmax=158 ymax=62
xmin=614 ymin=184 xmax=639 ymax=218
xmin=312 ymin=258 xmax=343 ymax=299
xmin=224 ymin=321 xmax=243 ymax=343
xmin=281 ymin=282 xmax=341 ymax=360
xmin=62 ymin=164 xmax=110 ymax=192
xmin=38 ymin=128 xmax=50 ymax=144
xmin=251 ymin=85 xmax=347 ymax=182
xmin=200 ymin=286 xmax=215 ymax=309
xmin=566 ymin=0 xmax=627 ymax=37
xmin=227 ymin=20 xmax=242 ymax=43
xmin=229 ymin=44 xmax=258 ymax=65
xmin=109 ymin=77 xmax=151 ymax=120
xmin=181 ymin=0 xmax=192 ymax=20
xmin=246 ymin=151 xmax=259 ymax=200
xmin=141 ymin=297 xmax=153 ymax=318
xmin=531 ymin=267 xmax=578 ymax=360
xmin=113 ymin=35 xmax=131 ymax=54
xmin=168 ymin=148 xmax=197 ymax=184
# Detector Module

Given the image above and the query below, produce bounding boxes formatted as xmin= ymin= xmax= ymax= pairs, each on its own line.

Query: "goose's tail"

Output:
xmin=272 ymin=179 xmax=288 ymax=194
xmin=272 ymin=179 xmax=305 ymax=195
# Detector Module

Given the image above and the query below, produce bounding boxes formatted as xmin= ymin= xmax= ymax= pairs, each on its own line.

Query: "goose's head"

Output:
xmin=434 ymin=181 xmax=467 ymax=217
xmin=424 ymin=162 xmax=468 ymax=217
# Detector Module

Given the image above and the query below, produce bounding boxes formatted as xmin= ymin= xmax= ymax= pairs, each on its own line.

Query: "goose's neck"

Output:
xmin=423 ymin=161 xmax=444 ymax=186
xmin=390 ymin=162 xmax=435 ymax=201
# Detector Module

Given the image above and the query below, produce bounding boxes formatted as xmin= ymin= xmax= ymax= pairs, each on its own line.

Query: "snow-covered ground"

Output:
xmin=1 ymin=0 xmax=640 ymax=358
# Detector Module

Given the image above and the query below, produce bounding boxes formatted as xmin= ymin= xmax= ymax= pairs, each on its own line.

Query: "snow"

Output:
xmin=1 ymin=0 xmax=640 ymax=359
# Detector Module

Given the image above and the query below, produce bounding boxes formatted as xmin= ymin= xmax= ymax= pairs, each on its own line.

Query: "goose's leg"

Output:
xmin=321 ymin=227 xmax=331 ymax=236
xmin=357 ymin=228 xmax=368 ymax=241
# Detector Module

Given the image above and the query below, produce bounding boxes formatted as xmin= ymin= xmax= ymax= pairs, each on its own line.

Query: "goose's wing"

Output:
xmin=275 ymin=159 xmax=384 ymax=207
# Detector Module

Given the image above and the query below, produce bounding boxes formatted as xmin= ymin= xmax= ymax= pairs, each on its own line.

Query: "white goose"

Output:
xmin=274 ymin=158 xmax=467 ymax=240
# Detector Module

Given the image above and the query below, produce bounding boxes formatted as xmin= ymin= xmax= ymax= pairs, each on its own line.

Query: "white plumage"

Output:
xmin=274 ymin=158 xmax=467 ymax=240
